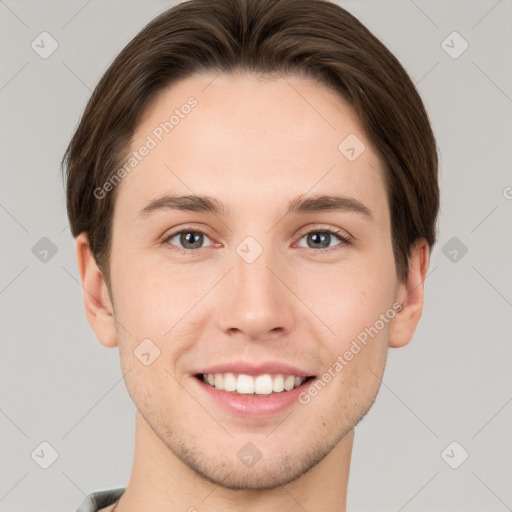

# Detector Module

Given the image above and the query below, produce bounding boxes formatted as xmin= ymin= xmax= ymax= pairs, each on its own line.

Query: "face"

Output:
xmin=107 ymin=72 xmax=400 ymax=489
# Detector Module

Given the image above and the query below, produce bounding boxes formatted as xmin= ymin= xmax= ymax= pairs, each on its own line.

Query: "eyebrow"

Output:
xmin=138 ymin=194 xmax=228 ymax=217
xmin=286 ymin=194 xmax=372 ymax=219
xmin=138 ymin=193 xmax=373 ymax=220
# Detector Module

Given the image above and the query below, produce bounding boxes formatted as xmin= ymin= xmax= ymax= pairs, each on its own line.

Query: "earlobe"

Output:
xmin=75 ymin=233 xmax=118 ymax=348
xmin=388 ymin=239 xmax=430 ymax=349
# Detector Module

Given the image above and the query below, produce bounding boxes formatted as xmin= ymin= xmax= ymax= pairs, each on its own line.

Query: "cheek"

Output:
xmin=110 ymin=249 xmax=208 ymax=338
xmin=299 ymin=255 xmax=397 ymax=347
xmin=304 ymin=259 xmax=395 ymax=412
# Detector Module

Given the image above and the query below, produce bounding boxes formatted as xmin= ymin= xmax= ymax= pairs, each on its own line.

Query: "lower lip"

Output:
xmin=193 ymin=376 xmax=315 ymax=418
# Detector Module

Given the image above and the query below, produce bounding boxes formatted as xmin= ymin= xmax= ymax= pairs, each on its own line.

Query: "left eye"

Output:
xmin=296 ymin=230 xmax=349 ymax=250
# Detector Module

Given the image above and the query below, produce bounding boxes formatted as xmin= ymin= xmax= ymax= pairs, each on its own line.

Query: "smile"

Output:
xmin=198 ymin=372 xmax=314 ymax=395
xmin=193 ymin=371 xmax=317 ymax=417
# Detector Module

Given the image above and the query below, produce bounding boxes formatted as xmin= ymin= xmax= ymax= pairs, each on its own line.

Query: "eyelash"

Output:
xmin=161 ymin=225 xmax=352 ymax=255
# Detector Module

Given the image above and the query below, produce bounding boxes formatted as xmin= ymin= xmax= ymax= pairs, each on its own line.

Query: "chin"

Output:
xmin=179 ymin=451 xmax=320 ymax=491
xmin=162 ymin=423 xmax=351 ymax=491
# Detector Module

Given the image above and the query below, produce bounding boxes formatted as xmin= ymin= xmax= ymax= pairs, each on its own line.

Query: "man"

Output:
xmin=64 ymin=0 xmax=439 ymax=510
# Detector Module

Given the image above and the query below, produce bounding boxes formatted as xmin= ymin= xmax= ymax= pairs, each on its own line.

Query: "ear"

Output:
xmin=388 ymin=238 xmax=430 ymax=349
xmin=75 ymin=233 xmax=118 ymax=348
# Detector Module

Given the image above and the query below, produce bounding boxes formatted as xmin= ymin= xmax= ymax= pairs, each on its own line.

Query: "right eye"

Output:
xmin=163 ymin=228 xmax=215 ymax=253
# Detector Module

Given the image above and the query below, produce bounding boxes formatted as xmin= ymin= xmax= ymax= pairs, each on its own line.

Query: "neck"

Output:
xmin=116 ymin=411 xmax=353 ymax=512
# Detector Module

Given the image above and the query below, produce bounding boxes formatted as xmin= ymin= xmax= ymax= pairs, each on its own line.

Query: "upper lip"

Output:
xmin=193 ymin=361 xmax=315 ymax=377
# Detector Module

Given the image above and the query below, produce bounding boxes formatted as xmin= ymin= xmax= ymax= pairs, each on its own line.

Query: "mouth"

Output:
xmin=192 ymin=371 xmax=317 ymax=417
xmin=195 ymin=372 xmax=316 ymax=396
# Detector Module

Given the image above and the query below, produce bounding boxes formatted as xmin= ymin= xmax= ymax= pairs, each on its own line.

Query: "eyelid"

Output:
xmin=293 ymin=224 xmax=352 ymax=252
xmin=295 ymin=224 xmax=352 ymax=242
xmin=160 ymin=224 xmax=217 ymax=253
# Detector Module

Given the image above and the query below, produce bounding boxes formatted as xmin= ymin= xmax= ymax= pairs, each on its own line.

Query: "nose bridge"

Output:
xmin=218 ymin=235 xmax=294 ymax=339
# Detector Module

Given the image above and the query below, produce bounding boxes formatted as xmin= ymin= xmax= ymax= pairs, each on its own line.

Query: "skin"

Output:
xmin=76 ymin=72 xmax=429 ymax=512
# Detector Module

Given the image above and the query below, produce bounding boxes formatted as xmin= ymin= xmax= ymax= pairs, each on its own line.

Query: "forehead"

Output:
xmin=115 ymin=72 xmax=388 ymax=224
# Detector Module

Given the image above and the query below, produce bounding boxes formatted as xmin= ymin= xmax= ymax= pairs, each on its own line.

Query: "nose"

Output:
xmin=216 ymin=243 xmax=296 ymax=342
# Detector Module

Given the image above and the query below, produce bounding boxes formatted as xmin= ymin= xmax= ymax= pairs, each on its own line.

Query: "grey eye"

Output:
xmin=297 ymin=231 xmax=343 ymax=249
xmin=167 ymin=230 xmax=212 ymax=250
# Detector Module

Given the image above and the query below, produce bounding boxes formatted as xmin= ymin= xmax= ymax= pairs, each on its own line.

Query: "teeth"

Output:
xmin=254 ymin=375 xmax=273 ymax=395
xmin=272 ymin=374 xmax=284 ymax=393
xmin=201 ymin=372 xmax=307 ymax=395
xmin=237 ymin=374 xmax=254 ymax=394
xmin=223 ymin=372 xmax=237 ymax=392
xmin=284 ymin=375 xmax=295 ymax=391
xmin=214 ymin=373 xmax=224 ymax=389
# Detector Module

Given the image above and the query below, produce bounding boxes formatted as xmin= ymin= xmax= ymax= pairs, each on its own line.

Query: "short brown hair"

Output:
xmin=63 ymin=0 xmax=439 ymax=287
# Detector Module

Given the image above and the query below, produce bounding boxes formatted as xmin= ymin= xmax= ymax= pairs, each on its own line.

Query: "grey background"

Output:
xmin=1 ymin=0 xmax=511 ymax=510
